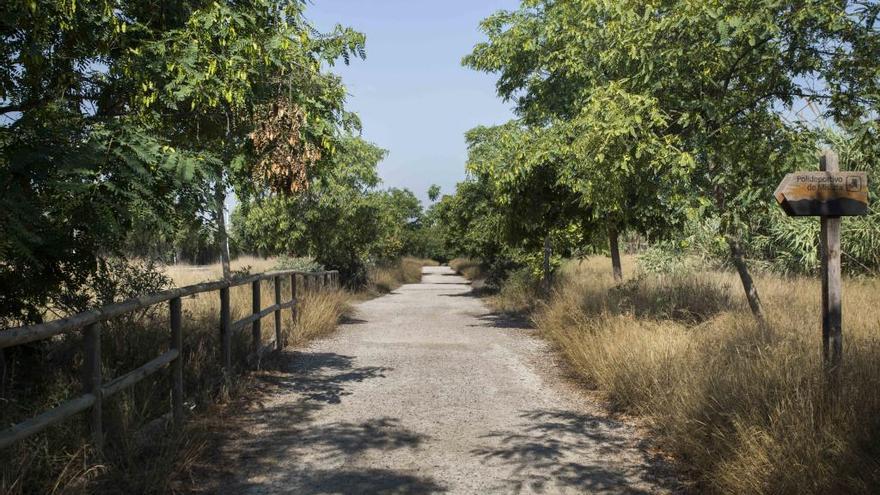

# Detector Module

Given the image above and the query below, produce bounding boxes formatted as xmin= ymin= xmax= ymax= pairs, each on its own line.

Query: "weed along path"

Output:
xmin=202 ymin=266 xmax=675 ymax=494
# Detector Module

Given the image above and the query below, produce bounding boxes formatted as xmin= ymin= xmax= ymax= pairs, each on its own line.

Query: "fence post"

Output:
xmin=0 ymin=349 xmax=6 ymax=399
xmin=290 ymin=273 xmax=298 ymax=342
xmin=252 ymin=279 xmax=261 ymax=357
xmin=83 ymin=322 xmax=103 ymax=455
xmin=219 ymin=287 xmax=231 ymax=373
xmin=274 ymin=276 xmax=283 ymax=351
xmin=169 ymin=297 xmax=184 ymax=428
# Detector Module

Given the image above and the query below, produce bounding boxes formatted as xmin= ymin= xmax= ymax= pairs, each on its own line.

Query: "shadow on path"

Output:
xmin=189 ymin=351 xmax=447 ymax=494
xmin=468 ymin=313 xmax=533 ymax=329
xmin=294 ymin=469 xmax=447 ymax=494
xmin=471 ymin=409 xmax=677 ymax=494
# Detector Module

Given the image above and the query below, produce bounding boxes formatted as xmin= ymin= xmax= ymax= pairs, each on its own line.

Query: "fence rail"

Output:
xmin=0 ymin=269 xmax=340 ymax=451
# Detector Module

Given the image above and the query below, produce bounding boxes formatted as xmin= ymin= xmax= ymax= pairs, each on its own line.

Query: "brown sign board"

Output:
xmin=774 ymin=171 xmax=869 ymax=216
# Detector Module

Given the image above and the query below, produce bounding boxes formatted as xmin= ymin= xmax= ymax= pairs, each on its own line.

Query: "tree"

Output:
xmin=465 ymin=0 xmax=878 ymax=319
xmin=0 ymin=0 xmax=369 ymax=322
xmin=0 ymin=0 xmax=213 ymax=324
xmin=427 ymin=184 xmax=441 ymax=202
xmin=233 ymin=135 xmax=430 ymax=286
xmin=434 ymin=178 xmax=506 ymax=264
xmin=122 ymin=0 xmax=365 ymax=278
xmin=464 ymin=123 xmax=584 ymax=287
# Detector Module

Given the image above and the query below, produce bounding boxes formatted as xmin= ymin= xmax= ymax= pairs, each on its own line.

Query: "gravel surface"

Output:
xmin=207 ymin=266 xmax=676 ymax=494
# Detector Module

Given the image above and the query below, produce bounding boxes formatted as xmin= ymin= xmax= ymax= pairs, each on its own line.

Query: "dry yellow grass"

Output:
xmin=366 ymin=257 xmax=437 ymax=294
xmin=163 ymin=255 xmax=279 ymax=287
xmin=2 ymin=258 xmax=353 ymax=495
xmin=521 ymin=255 xmax=880 ymax=494
xmin=289 ymin=290 xmax=352 ymax=345
xmin=449 ymin=258 xmax=484 ymax=280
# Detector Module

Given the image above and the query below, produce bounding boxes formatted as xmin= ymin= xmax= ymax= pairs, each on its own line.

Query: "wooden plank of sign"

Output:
xmin=774 ymin=171 xmax=869 ymax=216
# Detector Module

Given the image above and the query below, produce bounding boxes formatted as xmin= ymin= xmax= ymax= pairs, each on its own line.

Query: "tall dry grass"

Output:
xmin=366 ymin=257 xmax=437 ymax=294
xmin=520 ymin=255 xmax=880 ymax=494
xmin=2 ymin=258 xmax=350 ymax=495
xmin=288 ymin=290 xmax=351 ymax=346
xmin=448 ymin=258 xmax=484 ymax=280
xmin=163 ymin=255 xmax=278 ymax=287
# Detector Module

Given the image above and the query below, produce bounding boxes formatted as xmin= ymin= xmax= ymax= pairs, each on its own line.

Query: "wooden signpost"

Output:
xmin=774 ymin=150 xmax=870 ymax=384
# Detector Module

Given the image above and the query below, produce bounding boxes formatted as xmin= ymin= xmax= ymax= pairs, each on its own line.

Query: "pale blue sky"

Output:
xmin=305 ymin=0 xmax=519 ymax=203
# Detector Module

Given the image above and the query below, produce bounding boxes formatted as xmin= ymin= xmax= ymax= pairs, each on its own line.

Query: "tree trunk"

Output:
xmin=0 ymin=349 xmax=6 ymax=399
xmin=608 ymin=225 xmax=623 ymax=282
xmin=727 ymin=236 xmax=765 ymax=321
xmin=214 ymin=185 xmax=231 ymax=280
xmin=710 ymin=166 xmax=765 ymax=323
xmin=542 ymin=235 xmax=553 ymax=294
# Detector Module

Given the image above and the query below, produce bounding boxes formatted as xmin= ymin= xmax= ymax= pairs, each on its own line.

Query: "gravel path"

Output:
xmin=206 ymin=266 xmax=676 ymax=494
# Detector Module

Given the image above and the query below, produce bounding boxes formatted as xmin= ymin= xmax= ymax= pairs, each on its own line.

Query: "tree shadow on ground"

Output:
xmin=470 ymin=409 xmax=679 ymax=494
xmin=340 ymin=316 xmax=369 ymax=325
xmin=187 ymin=350 xmax=447 ymax=494
xmin=439 ymin=286 xmax=495 ymax=298
xmin=467 ymin=313 xmax=533 ymax=329
xmin=293 ymin=468 xmax=447 ymax=494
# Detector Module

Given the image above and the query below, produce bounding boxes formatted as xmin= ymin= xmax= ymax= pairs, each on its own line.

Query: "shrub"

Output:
xmin=273 ymin=256 xmax=324 ymax=273
xmin=449 ymin=258 xmax=484 ymax=280
xmin=488 ymin=267 xmax=541 ymax=315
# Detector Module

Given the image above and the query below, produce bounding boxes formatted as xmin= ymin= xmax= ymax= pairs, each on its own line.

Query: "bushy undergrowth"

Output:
xmin=1 ymin=260 xmax=351 ymax=494
xmin=504 ymin=255 xmax=880 ymax=494
xmin=448 ymin=258 xmax=485 ymax=280
xmin=488 ymin=267 xmax=542 ymax=315
xmin=273 ymin=256 xmax=324 ymax=273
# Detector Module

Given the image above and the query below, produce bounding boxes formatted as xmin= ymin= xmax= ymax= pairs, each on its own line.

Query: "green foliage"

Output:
xmin=274 ymin=256 xmax=323 ymax=272
xmin=233 ymin=135 xmax=436 ymax=286
xmin=463 ymin=0 xmax=880 ymax=312
xmin=0 ymin=0 xmax=368 ymax=323
xmin=427 ymin=184 xmax=441 ymax=202
xmin=638 ymin=244 xmax=701 ymax=276
xmin=433 ymin=177 xmax=507 ymax=263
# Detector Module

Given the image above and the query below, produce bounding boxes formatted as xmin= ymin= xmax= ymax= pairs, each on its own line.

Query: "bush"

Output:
xmin=449 ymin=258 xmax=484 ymax=280
xmin=638 ymin=244 xmax=696 ymax=275
xmin=273 ymin=256 xmax=324 ymax=273
xmin=488 ymin=267 xmax=541 ymax=315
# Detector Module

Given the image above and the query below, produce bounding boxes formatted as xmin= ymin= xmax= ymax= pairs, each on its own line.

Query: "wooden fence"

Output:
xmin=0 ymin=269 xmax=340 ymax=452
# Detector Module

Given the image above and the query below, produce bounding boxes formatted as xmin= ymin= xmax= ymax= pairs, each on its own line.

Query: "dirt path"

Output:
xmin=202 ymin=266 xmax=676 ymax=494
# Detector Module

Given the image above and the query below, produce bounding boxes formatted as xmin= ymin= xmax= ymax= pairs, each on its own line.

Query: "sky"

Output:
xmin=305 ymin=0 xmax=520 ymax=203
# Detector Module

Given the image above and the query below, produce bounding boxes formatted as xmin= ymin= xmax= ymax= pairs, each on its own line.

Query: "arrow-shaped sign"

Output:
xmin=774 ymin=171 xmax=869 ymax=217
